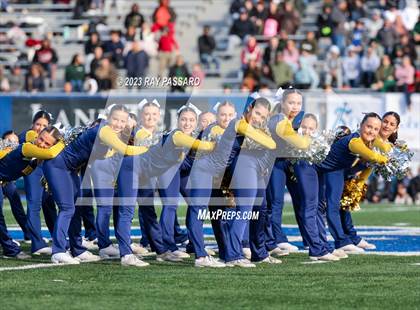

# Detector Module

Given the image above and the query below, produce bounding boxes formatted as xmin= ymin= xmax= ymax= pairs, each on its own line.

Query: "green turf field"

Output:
xmin=1 ymin=202 xmax=419 ymax=309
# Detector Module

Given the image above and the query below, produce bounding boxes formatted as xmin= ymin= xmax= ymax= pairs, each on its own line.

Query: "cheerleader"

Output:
xmin=339 ymin=112 xmax=400 ymax=250
xmin=289 ymin=114 xmax=340 ymax=261
xmin=266 ymin=89 xmax=310 ymax=254
xmin=1 ymin=131 xmax=30 ymax=242
xmin=316 ymin=113 xmax=388 ymax=255
xmin=113 ymin=104 xmax=215 ymax=267
xmin=134 ymin=99 xmax=184 ymax=262
xmin=187 ymin=96 xmax=276 ymax=267
xmin=0 ymin=126 xmax=64 ymax=258
xmin=158 ymin=103 xmax=205 ymax=259
xmin=19 ymin=111 xmax=58 ymax=255
xmin=202 ymin=101 xmax=236 ymax=261
xmin=42 ymin=104 xmax=149 ymax=265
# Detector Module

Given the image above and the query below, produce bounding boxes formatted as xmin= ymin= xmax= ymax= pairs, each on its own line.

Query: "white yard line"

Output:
xmin=0 ymin=263 xmax=66 ymax=272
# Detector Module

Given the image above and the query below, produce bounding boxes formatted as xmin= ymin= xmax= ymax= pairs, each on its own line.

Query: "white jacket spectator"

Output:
xmin=365 ymin=10 xmax=384 ymax=39
xmin=342 ymin=47 xmax=360 ymax=87
xmin=361 ymin=48 xmax=380 ymax=73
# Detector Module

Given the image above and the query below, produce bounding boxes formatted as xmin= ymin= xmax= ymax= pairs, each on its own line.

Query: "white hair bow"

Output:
xmin=177 ymin=102 xmax=201 ymax=116
xmin=213 ymin=101 xmax=221 ymax=112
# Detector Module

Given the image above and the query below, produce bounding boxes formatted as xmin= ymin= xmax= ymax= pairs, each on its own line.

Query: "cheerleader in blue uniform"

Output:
xmin=316 ymin=113 xmax=388 ymax=255
xmin=158 ymin=103 xmax=206 ymax=260
xmin=113 ymin=108 xmax=215 ymax=267
xmin=266 ymin=89 xmax=310 ymax=254
xmin=339 ymin=112 xmax=400 ymax=250
xmin=290 ymin=114 xmax=340 ymax=261
xmin=42 ymin=104 xmax=149 ymax=265
xmin=0 ymin=126 xmax=64 ymax=258
xmin=134 ymin=100 xmax=186 ymax=259
xmin=187 ymin=96 xmax=276 ymax=268
xmin=19 ymin=111 xmax=58 ymax=255
xmin=1 ymin=131 xmax=30 ymax=242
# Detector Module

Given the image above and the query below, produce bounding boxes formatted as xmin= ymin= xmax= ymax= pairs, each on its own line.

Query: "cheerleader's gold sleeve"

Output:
xmin=22 ymin=141 xmax=65 ymax=160
xmin=99 ymin=125 xmax=148 ymax=156
xmin=373 ymin=137 xmax=392 ymax=153
xmin=25 ymin=130 xmax=38 ymax=143
xmin=0 ymin=149 xmax=12 ymax=160
xmin=172 ymin=131 xmax=215 ymax=152
xmin=348 ymin=138 xmax=388 ymax=164
xmin=235 ymin=119 xmax=276 ymax=150
xmin=275 ymin=119 xmax=310 ymax=149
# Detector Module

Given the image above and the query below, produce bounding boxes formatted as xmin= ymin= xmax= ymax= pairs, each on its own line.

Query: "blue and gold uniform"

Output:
xmin=19 ymin=129 xmax=58 ymax=253
xmin=315 ymin=132 xmax=387 ymax=250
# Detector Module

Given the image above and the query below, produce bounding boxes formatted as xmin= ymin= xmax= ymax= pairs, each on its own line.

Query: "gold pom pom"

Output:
xmin=340 ymin=179 xmax=367 ymax=212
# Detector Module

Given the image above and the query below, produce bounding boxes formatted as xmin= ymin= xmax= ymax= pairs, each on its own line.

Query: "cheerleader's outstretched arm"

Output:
xmin=235 ymin=119 xmax=276 ymax=150
xmin=275 ymin=119 xmax=310 ymax=149
xmin=22 ymin=141 xmax=65 ymax=159
xmin=99 ymin=125 xmax=148 ymax=156
xmin=373 ymin=137 xmax=392 ymax=153
xmin=172 ymin=131 xmax=215 ymax=151
xmin=349 ymin=138 xmax=388 ymax=164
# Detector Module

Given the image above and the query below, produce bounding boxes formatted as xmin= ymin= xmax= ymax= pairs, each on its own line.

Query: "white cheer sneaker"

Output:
xmin=357 ymin=239 xmax=376 ymax=250
xmin=172 ymin=250 xmax=190 ymax=259
xmin=338 ymin=244 xmax=365 ymax=254
xmin=332 ymin=249 xmax=349 ymax=259
xmin=51 ymin=252 xmax=80 ymax=265
xmin=131 ymin=243 xmax=149 ymax=255
xmin=310 ymin=253 xmax=340 ymax=262
xmin=99 ymin=244 xmax=120 ymax=259
xmin=242 ymin=248 xmax=251 ymax=260
xmin=195 ymin=255 xmax=226 ymax=268
xmin=277 ymin=242 xmax=299 ymax=253
xmin=225 ymin=258 xmax=256 ymax=268
xmin=75 ymin=251 xmax=101 ymax=263
xmin=258 ymin=256 xmax=282 ymax=264
xmin=156 ymin=251 xmax=183 ymax=262
xmin=269 ymin=247 xmax=290 ymax=256
xmin=82 ymin=238 xmax=98 ymax=250
xmin=121 ymin=254 xmax=149 ymax=267
xmin=32 ymin=247 xmax=52 ymax=256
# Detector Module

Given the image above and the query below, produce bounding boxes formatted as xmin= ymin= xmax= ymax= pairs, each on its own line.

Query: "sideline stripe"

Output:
xmin=0 ymin=263 xmax=65 ymax=272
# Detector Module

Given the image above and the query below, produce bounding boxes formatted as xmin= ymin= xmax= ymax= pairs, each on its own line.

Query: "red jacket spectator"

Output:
xmin=240 ymin=36 xmax=261 ymax=67
xmin=153 ymin=0 xmax=177 ymax=31
xmin=158 ymin=24 xmax=179 ymax=52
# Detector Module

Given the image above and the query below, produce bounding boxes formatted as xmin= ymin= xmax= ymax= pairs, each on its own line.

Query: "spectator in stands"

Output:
xmin=366 ymin=9 xmax=384 ymax=39
xmin=317 ymin=4 xmax=334 ymax=39
xmin=228 ymin=8 xmax=256 ymax=53
xmin=240 ymin=36 xmax=262 ymax=70
xmin=191 ymin=63 xmax=205 ymax=89
xmin=140 ymin=23 xmax=158 ymax=57
xmin=157 ymin=25 xmax=179 ymax=77
xmin=349 ymin=0 xmax=367 ymax=21
xmin=331 ymin=0 xmax=349 ymax=55
xmin=198 ymin=25 xmax=220 ymax=71
xmin=94 ymin=57 xmax=118 ymax=91
xmin=263 ymin=1 xmax=280 ymax=38
xmin=103 ymin=30 xmax=125 ymax=69
xmin=282 ymin=39 xmax=300 ymax=72
xmin=32 ymin=38 xmax=58 ymax=87
xmin=294 ymin=57 xmax=319 ymax=89
xmin=6 ymin=22 xmax=27 ymax=49
xmin=0 ymin=65 xmax=9 ymax=92
xmin=414 ymin=16 xmax=420 ymax=43
xmin=250 ymin=1 xmax=268 ymax=35
xmin=152 ymin=0 xmax=177 ymax=32
xmin=323 ymin=45 xmax=343 ymax=89
xmin=371 ymin=55 xmax=396 ymax=92
xmin=89 ymin=46 xmax=103 ymax=80
xmin=243 ymin=59 xmax=261 ymax=91
xmin=65 ymin=53 xmax=86 ymax=92
xmin=342 ymin=45 xmax=360 ymax=88
xmin=361 ymin=46 xmax=380 ymax=87
xmin=25 ymin=63 xmax=45 ymax=93
xmin=279 ymin=1 xmax=301 ymax=35
xmin=394 ymin=34 xmax=417 ymax=60
xmin=301 ymin=31 xmax=318 ymax=55
xmin=84 ymin=32 xmax=102 ymax=55
xmin=350 ymin=20 xmax=368 ymax=54
xmin=394 ymin=15 xmax=408 ymax=37
xmin=63 ymin=82 xmax=72 ymax=94
xmin=124 ymin=26 xmax=137 ymax=43
xmin=270 ymin=52 xmax=293 ymax=88
xmin=124 ymin=4 xmax=145 ymax=30
xmin=263 ymin=36 xmax=280 ymax=66
xmin=395 ymin=55 xmax=415 ymax=108
xmin=125 ymin=41 xmax=149 ymax=87
xmin=377 ymin=17 xmax=399 ymax=55
xmin=168 ymin=55 xmax=190 ymax=92
xmin=260 ymin=64 xmax=276 ymax=89
xmin=369 ymin=39 xmax=385 ymax=60
xmin=6 ymin=65 xmax=24 ymax=92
